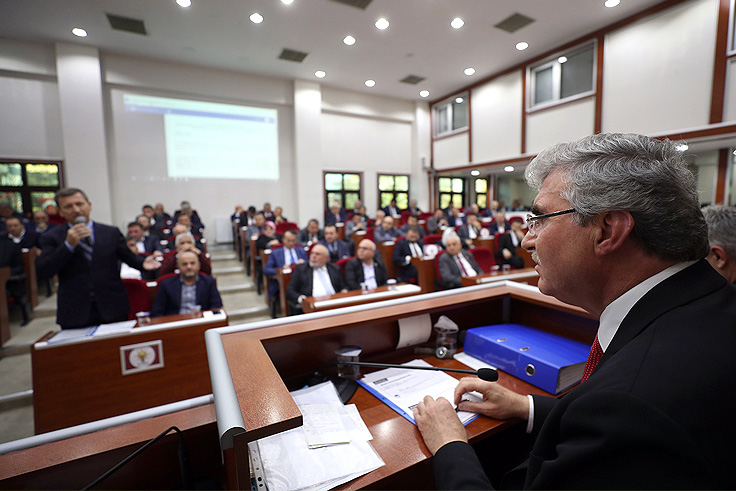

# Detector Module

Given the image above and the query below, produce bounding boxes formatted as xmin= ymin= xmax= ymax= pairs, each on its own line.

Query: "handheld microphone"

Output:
xmin=75 ymin=216 xmax=92 ymax=246
xmin=337 ymin=361 xmax=498 ymax=382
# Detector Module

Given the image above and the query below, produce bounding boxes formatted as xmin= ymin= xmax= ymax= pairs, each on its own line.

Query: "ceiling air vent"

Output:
xmin=278 ymin=48 xmax=309 ymax=63
xmin=106 ymin=14 xmax=148 ymax=35
xmin=494 ymin=13 xmax=535 ymax=34
xmin=400 ymin=75 xmax=426 ymax=85
xmin=328 ymin=0 xmax=373 ymax=9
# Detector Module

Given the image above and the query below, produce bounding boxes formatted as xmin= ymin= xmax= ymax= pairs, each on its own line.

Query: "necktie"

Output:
xmin=456 ymin=255 xmax=469 ymax=277
xmin=291 ymin=249 xmax=297 ymax=265
xmin=581 ymin=335 xmax=603 ymax=382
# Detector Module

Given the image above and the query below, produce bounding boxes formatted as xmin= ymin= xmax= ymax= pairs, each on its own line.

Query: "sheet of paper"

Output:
xmin=300 ymin=404 xmax=350 ymax=448
xmin=454 ymin=351 xmax=497 ymax=371
xmin=396 ymin=313 xmax=432 ymax=349
xmin=344 ymin=404 xmax=373 ymax=441
xmin=46 ymin=326 xmax=97 ymax=344
xmin=358 ymin=359 xmax=480 ymax=425
xmin=95 ymin=320 xmax=136 ymax=336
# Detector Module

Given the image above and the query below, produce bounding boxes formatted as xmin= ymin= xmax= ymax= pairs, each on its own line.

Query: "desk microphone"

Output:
xmin=75 ymin=216 xmax=93 ymax=247
xmin=336 ymin=361 xmax=498 ymax=382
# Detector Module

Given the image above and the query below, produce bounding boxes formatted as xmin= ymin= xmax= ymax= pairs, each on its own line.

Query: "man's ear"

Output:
xmin=709 ymin=245 xmax=728 ymax=268
xmin=594 ymin=210 xmax=635 ymax=257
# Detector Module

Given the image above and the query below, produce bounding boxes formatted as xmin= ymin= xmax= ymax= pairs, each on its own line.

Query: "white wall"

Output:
xmin=526 ymin=98 xmax=596 ymax=154
xmin=433 ymin=133 xmax=469 ymax=170
xmin=602 ymin=0 xmax=719 ymax=134
xmin=471 ymin=71 xmax=523 ymax=162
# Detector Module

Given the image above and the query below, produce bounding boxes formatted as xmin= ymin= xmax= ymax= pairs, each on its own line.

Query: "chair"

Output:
xmin=276 ymin=221 xmax=298 ymax=235
xmin=423 ymin=234 xmax=442 ymax=246
xmin=123 ymin=278 xmax=152 ymax=320
xmin=335 ymin=256 xmax=354 ymax=278
xmin=469 ymin=246 xmax=495 ymax=274
xmin=433 ymin=250 xmax=448 ymax=289
xmin=365 ymin=226 xmax=377 ymax=242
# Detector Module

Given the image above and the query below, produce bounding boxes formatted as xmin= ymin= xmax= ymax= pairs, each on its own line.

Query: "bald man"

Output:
xmin=286 ymin=244 xmax=346 ymax=314
xmin=344 ymin=239 xmax=389 ymax=290
xmin=151 ymin=250 xmax=222 ymax=317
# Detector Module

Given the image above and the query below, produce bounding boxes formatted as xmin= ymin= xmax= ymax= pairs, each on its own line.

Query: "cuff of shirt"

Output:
xmin=64 ymin=240 xmax=75 ymax=252
xmin=526 ymin=394 xmax=535 ymax=433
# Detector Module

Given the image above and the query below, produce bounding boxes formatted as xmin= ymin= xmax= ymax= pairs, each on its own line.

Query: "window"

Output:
xmin=438 ymin=177 xmax=465 ymax=210
xmin=0 ymin=161 xmax=62 ymax=216
xmin=474 ymin=178 xmax=488 ymax=209
xmin=530 ymin=43 xmax=595 ymax=109
xmin=378 ymin=174 xmax=410 ymax=210
xmin=433 ymin=94 xmax=468 ymax=137
xmin=731 ymin=0 xmax=736 ymax=54
xmin=324 ymin=172 xmax=362 ymax=211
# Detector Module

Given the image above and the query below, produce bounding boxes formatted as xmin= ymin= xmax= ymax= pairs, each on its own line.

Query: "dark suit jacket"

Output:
xmin=151 ymin=274 xmax=222 ymax=317
xmin=296 ymin=228 xmax=324 ymax=245
xmin=325 ymin=210 xmax=348 ymax=225
xmin=457 ymin=224 xmax=481 ymax=246
xmin=286 ymin=262 xmax=344 ymax=304
xmin=497 ymin=232 xmax=525 ymax=268
xmin=263 ymin=246 xmax=309 ymax=299
xmin=318 ymin=239 xmax=351 ymax=262
xmin=0 ymin=236 xmax=26 ymax=299
xmin=7 ymin=227 xmax=39 ymax=250
xmin=438 ymin=250 xmax=482 ymax=289
xmin=433 ymin=260 xmax=736 ymax=489
xmin=344 ymin=257 xmax=388 ymax=291
xmin=489 ymin=221 xmax=511 ymax=235
xmin=140 ymin=235 xmax=163 ymax=254
xmin=36 ymin=222 xmax=146 ymax=328
xmin=392 ymin=239 xmax=424 ymax=283
xmin=382 ymin=205 xmax=401 ymax=217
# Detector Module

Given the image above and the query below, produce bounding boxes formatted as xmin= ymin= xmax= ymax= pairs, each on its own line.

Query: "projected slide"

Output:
xmin=124 ymin=94 xmax=279 ymax=180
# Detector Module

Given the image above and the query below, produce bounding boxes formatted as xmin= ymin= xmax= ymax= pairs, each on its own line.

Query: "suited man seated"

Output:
xmin=5 ymin=216 xmax=38 ymax=250
xmin=0 ymin=234 xmax=30 ymax=325
xmin=173 ymin=201 xmax=204 ymax=234
xmin=427 ymin=208 xmax=448 ymax=235
xmin=344 ymin=239 xmax=389 ymax=291
xmin=445 ymin=206 xmax=464 ymax=228
xmin=264 ymin=229 xmax=308 ymax=299
xmin=488 ymin=211 xmax=511 ymax=235
xmin=33 ymin=210 xmax=57 ymax=236
xmin=497 ymin=221 xmax=526 ymax=269
xmin=393 ymin=228 xmax=425 ymax=284
xmin=438 ymin=235 xmax=483 ymax=289
xmin=382 ymin=199 xmax=401 ymax=218
xmin=151 ymin=250 xmax=222 ymax=317
xmin=286 ymin=244 xmax=346 ymax=314
xmin=127 ymin=221 xmax=163 ymax=257
xmin=325 ymin=202 xmax=348 ymax=226
xmin=345 ymin=213 xmax=366 ymax=237
xmin=400 ymin=214 xmax=426 ymax=239
xmin=159 ymin=232 xmax=212 ymax=276
xmin=373 ymin=216 xmax=405 ymax=243
xmin=319 ymin=224 xmax=351 ymax=262
xmin=406 ymin=199 xmax=421 ymax=215
xmin=296 ymin=219 xmax=324 ymax=245
xmin=456 ymin=213 xmax=482 ymax=248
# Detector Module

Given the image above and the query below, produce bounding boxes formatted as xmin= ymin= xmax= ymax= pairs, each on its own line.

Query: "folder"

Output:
xmin=463 ymin=324 xmax=590 ymax=394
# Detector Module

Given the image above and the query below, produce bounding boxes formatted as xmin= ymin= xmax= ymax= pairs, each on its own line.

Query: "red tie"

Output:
xmin=581 ymin=335 xmax=603 ymax=383
xmin=456 ymin=256 xmax=469 ymax=276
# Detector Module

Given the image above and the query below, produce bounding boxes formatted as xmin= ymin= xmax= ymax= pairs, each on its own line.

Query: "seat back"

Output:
xmin=434 ymin=250 xmax=448 ymax=283
xmin=335 ymin=256 xmax=354 ymax=277
xmin=123 ymin=278 xmax=152 ymax=320
xmin=365 ymin=226 xmax=377 ymax=242
xmin=276 ymin=221 xmax=298 ymax=234
xmin=469 ymin=246 xmax=494 ymax=274
xmin=423 ymin=234 xmax=442 ymax=245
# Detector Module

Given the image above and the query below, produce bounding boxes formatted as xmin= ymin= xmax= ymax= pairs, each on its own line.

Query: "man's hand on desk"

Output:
xmin=454 ymin=378 xmax=529 ymax=421
xmin=413 ymin=395 xmax=467 ymax=455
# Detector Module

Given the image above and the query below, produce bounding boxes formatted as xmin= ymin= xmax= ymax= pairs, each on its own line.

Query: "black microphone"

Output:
xmin=75 ymin=215 xmax=92 ymax=247
xmin=336 ymin=361 xmax=498 ymax=382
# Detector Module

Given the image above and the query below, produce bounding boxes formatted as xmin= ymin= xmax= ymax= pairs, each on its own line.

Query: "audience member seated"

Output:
xmin=439 ymin=235 xmax=483 ymax=289
xmin=369 ymin=209 xmax=386 ymax=228
xmin=260 ymin=202 xmax=274 ymax=220
xmin=297 ymin=219 xmax=324 ymax=245
xmin=427 ymin=208 xmax=448 ymax=234
xmin=153 ymin=203 xmax=173 ymax=228
xmin=325 ymin=201 xmax=348 ymax=226
xmin=151 ymin=250 xmax=222 ymax=317
xmin=272 ymin=206 xmax=288 ymax=223
xmin=358 ymin=205 xmax=369 ymax=221
xmin=511 ymin=198 xmax=529 ymax=211
xmin=484 ymin=199 xmax=499 ymax=217
xmin=383 ymin=199 xmax=401 ymax=218
xmin=319 ymin=224 xmax=351 ymax=262
xmin=344 ymin=239 xmax=388 ymax=290
xmin=286 ymin=244 xmax=346 ymax=314
xmin=231 ymin=205 xmax=245 ymax=223
xmin=702 ymin=204 xmax=736 ymax=283
xmin=246 ymin=212 xmax=266 ymax=237
xmin=33 ymin=211 xmax=56 ymax=235
xmin=345 ymin=213 xmax=366 ymax=237
xmin=5 ymin=217 xmax=38 ymax=249
xmin=159 ymin=232 xmax=212 ymax=276
xmin=393 ymin=227 xmax=424 ymax=283
xmin=44 ymin=201 xmax=66 ymax=226
xmin=401 ymin=213 xmax=426 ymax=238
xmin=0 ymin=233 xmax=29 ymax=325
xmin=127 ymin=221 xmax=163 ymax=256
xmin=373 ymin=216 xmax=405 ymax=243
xmin=350 ymin=199 xmax=363 ymax=216
xmin=256 ymin=221 xmax=281 ymax=251
xmin=467 ymin=203 xmax=482 ymax=218
xmin=173 ymin=201 xmax=204 ymax=234
xmin=457 ymin=213 xmax=482 ymax=248
xmin=446 ymin=206 xmax=464 ymax=227
xmin=0 ymin=203 xmax=24 ymax=234
xmin=242 ymin=206 xmax=257 ymax=227
xmin=264 ymin=229 xmax=308 ymax=301
xmin=488 ymin=211 xmax=511 ymax=235
xmin=120 ymin=237 xmax=144 ymax=280
xmin=407 ymin=199 xmax=421 ymax=214
xmin=497 ymin=220 xmax=526 ymax=269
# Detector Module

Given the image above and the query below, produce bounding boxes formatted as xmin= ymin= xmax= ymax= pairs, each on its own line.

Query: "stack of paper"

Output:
xmin=250 ymin=382 xmax=384 ymax=491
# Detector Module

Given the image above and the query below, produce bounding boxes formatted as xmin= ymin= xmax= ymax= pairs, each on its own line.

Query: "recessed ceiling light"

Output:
xmin=365 ymin=79 xmax=376 ymax=87
xmin=464 ymin=68 xmax=475 ymax=76
xmin=605 ymin=0 xmax=621 ymax=7
xmin=516 ymin=42 xmax=529 ymax=51
xmin=455 ymin=97 xmax=464 ymax=103
xmin=451 ymin=18 xmax=464 ymax=29
xmin=315 ymin=70 xmax=326 ymax=79
xmin=250 ymin=13 xmax=264 ymax=23
xmin=375 ymin=18 xmax=389 ymax=30
xmin=504 ymin=166 xmax=515 ymax=172
xmin=675 ymin=144 xmax=689 ymax=152
xmin=419 ymin=90 xmax=430 ymax=98
xmin=343 ymin=35 xmax=356 ymax=46
xmin=558 ymin=56 xmax=568 ymax=64
xmin=471 ymin=170 xmax=480 ymax=176
xmin=176 ymin=0 xmax=191 ymax=7
xmin=71 ymin=27 xmax=87 ymax=37
xmin=281 ymin=0 xmax=294 ymax=4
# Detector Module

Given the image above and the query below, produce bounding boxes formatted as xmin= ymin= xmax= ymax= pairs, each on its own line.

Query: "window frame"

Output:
xmin=437 ymin=176 xmax=466 ymax=211
xmin=0 ymin=159 xmax=64 ymax=216
xmin=323 ymin=171 xmax=363 ymax=212
xmin=729 ymin=0 xmax=736 ymax=56
xmin=377 ymin=173 xmax=411 ymax=211
xmin=527 ymin=41 xmax=597 ymax=111
xmin=432 ymin=92 xmax=469 ymax=138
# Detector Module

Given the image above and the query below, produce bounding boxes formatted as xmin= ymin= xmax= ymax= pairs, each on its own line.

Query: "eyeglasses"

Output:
xmin=525 ymin=208 xmax=576 ymax=236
